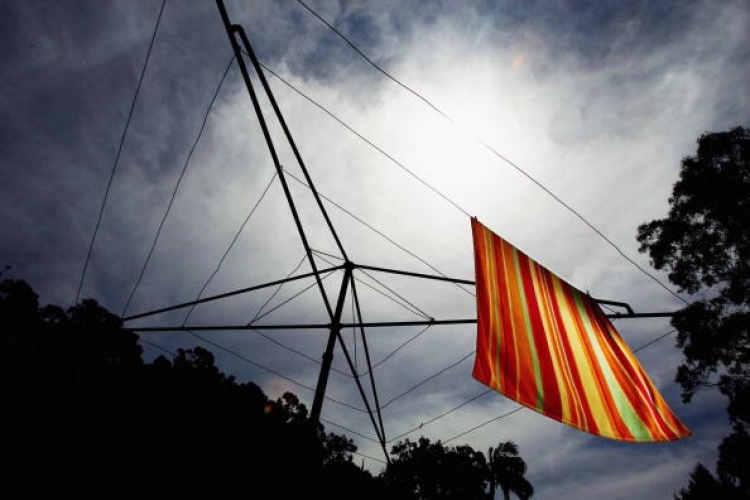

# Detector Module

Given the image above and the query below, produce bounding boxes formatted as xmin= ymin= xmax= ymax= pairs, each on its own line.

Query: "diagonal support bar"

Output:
xmin=216 ymin=0 xmax=334 ymax=319
xmin=122 ymin=265 xmax=344 ymax=322
xmin=354 ymin=263 xmax=475 ymax=286
xmin=233 ymin=26 xmax=348 ymax=264
xmin=310 ymin=266 xmax=352 ymax=422
xmin=350 ymin=276 xmax=388 ymax=455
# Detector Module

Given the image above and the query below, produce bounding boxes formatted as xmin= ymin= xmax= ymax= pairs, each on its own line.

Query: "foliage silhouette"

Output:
xmin=636 ymin=126 xmax=749 ymax=499
xmin=488 ymin=441 xmax=533 ymax=500
xmin=383 ymin=437 xmax=488 ymax=499
xmin=674 ymin=463 xmax=738 ymax=500
xmin=1 ymin=278 xmax=382 ymax=498
xmin=637 ymin=126 xmax=749 ymax=404
xmin=2 ymin=278 xmax=535 ymax=498
xmin=382 ymin=437 xmax=533 ymax=499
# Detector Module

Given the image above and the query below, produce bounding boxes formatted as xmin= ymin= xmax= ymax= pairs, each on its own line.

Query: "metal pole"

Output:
xmin=233 ymin=26 xmax=349 ymax=263
xmin=122 ymin=265 xmax=344 ymax=322
xmin=311 ymin=265 xmax=352 ymax=422
xmin=333 ymin=327 xmax=390 ymax=463
xmin=215 ymin=0 xmax=333 ymax=319
xmin=350 ymin=277 xmax=388 ymax=454
xmin=354 ymin=263 xmax=475 ymax=286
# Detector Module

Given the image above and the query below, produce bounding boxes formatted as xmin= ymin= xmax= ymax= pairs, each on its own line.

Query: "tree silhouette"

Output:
xmin=488 ymin=441 xmax=534 ymax=500
xmin=674 ymin=463 xmax=735 ymax=500
xmin=1 ymin=278 xmax=380 ymax=497
xmin=637 ymin=126 xmax=749 ymax=498
xmin=383 ymin=437 xmax=488 ymax=498
xmin=2 ymin=278 xmax=534 ymax=498
xmin=383 ymin=437 xmax=533 ymax=499
xmin=637 ymin=126 xmax=749 ymax=403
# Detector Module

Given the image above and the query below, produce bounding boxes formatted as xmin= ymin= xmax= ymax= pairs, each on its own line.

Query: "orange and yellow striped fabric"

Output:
xmin=471 ymin=218 xmax=691 ymax=442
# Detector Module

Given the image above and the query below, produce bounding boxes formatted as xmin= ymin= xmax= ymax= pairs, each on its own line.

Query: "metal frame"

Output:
xmin=124 ymin=0 xmax=678 ymax=463
xmin=123 ymin=262 xmax=671 ymax=326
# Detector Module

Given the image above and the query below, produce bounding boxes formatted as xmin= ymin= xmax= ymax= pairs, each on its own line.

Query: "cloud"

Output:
xmin=1 ymin=0 xmax=747 ymax=497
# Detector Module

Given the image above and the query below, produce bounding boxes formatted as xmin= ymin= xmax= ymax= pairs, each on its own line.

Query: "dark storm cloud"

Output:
xmin=0 ymin=1 xmax=244 ymax=307
xmin=0 ymin=1 xmax=155 ymax=304
xmin=488 ymin=0 xmax=698 ymax=64
xmin=234 ymin=0 xmax=703 ymax=86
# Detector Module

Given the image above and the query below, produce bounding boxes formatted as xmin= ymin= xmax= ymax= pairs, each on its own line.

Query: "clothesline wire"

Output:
xmin=363 ymin=324 xmax=432 ymax=377
xmin=250 ymin=254 xmax=308 ymax=323
xmin=249 ymin=268 xmax=338 ymax=324
xmin=387 ymin=389 xmax=492 ymax=444
xmin=352 ymin=450 xmax=388 ymax=465
xmin=139 ymin=337 xmax=177 ymax=358
xmin=444 ymin=407 xmax=525 ymax=444
xmin=380 ymin=351 xmax=475 ymax=410
xmin=249 ymin=327 xmax=352 ymax=378
xmin=321 ymin=417 xmax=381 ymax=444
xmin=633 ymin=329 xmax=676 ymax=353
xmin=74 ymin=0 xmax=167 ymax=305
xmin=183 ymin=171 xmax=278 ymax=325
xmin=122 ymin=55 xmax=236 ymax=316
xmin=358 ymin=268 xmax=433 ymax=320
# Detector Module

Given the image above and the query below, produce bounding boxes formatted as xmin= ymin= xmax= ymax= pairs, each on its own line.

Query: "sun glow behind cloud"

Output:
xmin=223 ymin=3 xmax=747 ymax=493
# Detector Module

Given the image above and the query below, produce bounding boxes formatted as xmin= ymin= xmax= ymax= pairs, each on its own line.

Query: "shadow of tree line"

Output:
xmin=1 ymin=278 xmax=532 ymax=499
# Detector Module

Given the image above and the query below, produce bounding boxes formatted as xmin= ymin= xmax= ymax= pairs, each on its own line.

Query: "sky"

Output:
xmin=1 ymin=0 xmax=749 ymax=497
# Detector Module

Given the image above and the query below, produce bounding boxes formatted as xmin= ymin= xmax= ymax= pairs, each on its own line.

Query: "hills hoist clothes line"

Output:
xmin=471 ymin=218 xmax=691 ymax=442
